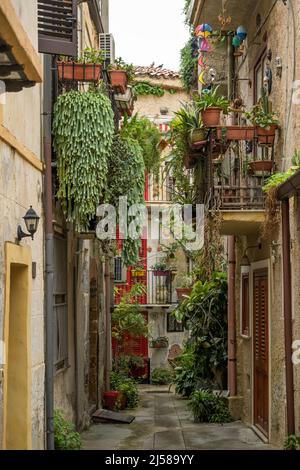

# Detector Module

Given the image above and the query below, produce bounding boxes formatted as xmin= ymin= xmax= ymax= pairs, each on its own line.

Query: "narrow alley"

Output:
xmin=82 ymin=386 xmax=274 ymax=450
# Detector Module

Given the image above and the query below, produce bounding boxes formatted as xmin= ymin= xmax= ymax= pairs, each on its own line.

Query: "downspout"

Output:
xmin=43 ymin=54 xmax=54 ymax=450
xmin=228 ymin=235 xmax=237 ymax=396
xmin=281 ymin=199 xmax=295 ymax=435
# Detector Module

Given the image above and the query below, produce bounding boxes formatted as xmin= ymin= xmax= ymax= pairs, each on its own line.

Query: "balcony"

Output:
xmin=114 ymin=270 xmax=177 ymax=306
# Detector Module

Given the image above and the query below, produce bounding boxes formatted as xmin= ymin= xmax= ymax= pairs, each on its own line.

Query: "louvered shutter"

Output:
xmin=38 ymin=0 xmax=78 ymax=56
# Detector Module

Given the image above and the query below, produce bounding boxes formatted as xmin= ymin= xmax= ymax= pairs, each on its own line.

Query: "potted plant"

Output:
xmin=151 ymin=260 xmax=170 ymax=276
xmin=246 ymin=94 xmax=279 ymax=146
xmin=216 ymin=125 xmax=255 ymax=141
xmin=149 ymin=336 xmax=169 ymax=349
xmin=131 ymin=263 xmax=146 ymax=278
xmin=176 ymin=273 xmax=194 ymax=301
xmin=57 ymin=48 xmax=105 ymax=82
xmin=103 ymin=390 xmax=125 ymax=411
xmin=196 ymin=86 xmax=229 ymax=127
xmin=108 ymin=57 xmax=134 ymax=94
xmin=172 ymin=103 xmax=208 ymax=151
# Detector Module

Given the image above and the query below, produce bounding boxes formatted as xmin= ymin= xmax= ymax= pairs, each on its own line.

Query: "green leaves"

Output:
xmin=53 ymin=89 xmax=114 ymax=231
xmin=54 ymin=410 xmax=82 ymax=450
xmin=133 ymin=80 xmax=165 ymax=97
xmin=180 ymin=35 xmax=198 ymax=91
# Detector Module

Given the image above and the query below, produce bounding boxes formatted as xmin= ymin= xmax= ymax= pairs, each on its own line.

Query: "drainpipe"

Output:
xmin=43 ymin=54 xmax=54 ymax=450
xmin=228 ymin=235 xmax=237 ymax=396
xmin=281 ymin=199 xmax=295 ymax=435
xmin=104 ymin=259 xmax=112 ymax=390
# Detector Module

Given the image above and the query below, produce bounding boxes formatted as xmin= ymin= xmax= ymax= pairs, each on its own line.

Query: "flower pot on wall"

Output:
xmin=249 ymin=160 xmax=274 ymax=174
xmin=131 ymin=269 xmax=146 ymax=277
xmin=109 ymin=70 xmax=128 ymax=94
xmin=176 ymin=287 xmax=192 ymax=301
xmin=216 ymin=126 xmax=255 ymax=141
xmin=57 ymin=62 xmax=102 ymax=82
xmin=153 ymin=270 xmax=170 ymax=276
xmin=201 ymin=107 xmax=222 ymax=127
xmin=256 ymin=125 xmax=277 ymax=146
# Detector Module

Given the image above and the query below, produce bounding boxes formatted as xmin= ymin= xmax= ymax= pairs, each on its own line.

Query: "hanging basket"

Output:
xmin=109 ymin=70 xmax=128 ymax=94
xmin=201 ymin=107 xmax=222 ymax=127
xmin=256 ymin=125 xmax=277 ymax=146
xmin=57 ymin=61 xmax=102 ymax=82
xmin=216 ymin=125 xmax=255 ymax=141
xmin=131 ymin=269 xmax=146 ymax=277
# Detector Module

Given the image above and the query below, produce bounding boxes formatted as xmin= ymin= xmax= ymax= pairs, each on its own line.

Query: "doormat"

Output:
xmin=92 ymin=409 xmax=135 ymax=424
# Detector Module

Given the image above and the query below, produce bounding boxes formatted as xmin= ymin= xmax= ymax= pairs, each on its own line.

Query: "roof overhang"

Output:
xmin=0 ymin=0 xmax=42 ymax=91
xmin=277 ymin=170 xmax=300 ymax=200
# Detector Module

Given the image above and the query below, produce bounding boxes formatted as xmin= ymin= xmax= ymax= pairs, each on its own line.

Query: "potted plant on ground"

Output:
xmin=57 ymin=48 xmax=105 ymax=82
xmin=149 ymin=336 xmax=169 ymax=349
xmin=151 ymin=260 xmax=170 ymax=276
xmin=176 ymin=273 xmax=194 ymax=301
xmin=196 ymin=86 xmax=229 ymax=127
xmin=108 ymin=57 xmax=134 ymax=94
xmin=246 ymin=93 xmax=279 ymax=146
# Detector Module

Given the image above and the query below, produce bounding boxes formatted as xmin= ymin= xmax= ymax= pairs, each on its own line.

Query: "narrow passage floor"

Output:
xmin=82 ymin=385 xmax=275 ymax=450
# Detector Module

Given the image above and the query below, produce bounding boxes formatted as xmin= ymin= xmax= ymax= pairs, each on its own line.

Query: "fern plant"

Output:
xmin=53 ymin=88 xmax=114 ymax=231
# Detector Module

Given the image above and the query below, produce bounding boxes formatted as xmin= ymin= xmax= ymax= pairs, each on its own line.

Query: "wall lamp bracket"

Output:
xmin=17 ymin=206 xmax=40 ymax=242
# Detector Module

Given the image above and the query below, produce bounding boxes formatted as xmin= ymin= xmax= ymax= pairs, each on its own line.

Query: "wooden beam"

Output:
xmin=0 ymin=124 xmax=43 ymax=172
xmin=0 ymin=0 xmax=42 ymax=83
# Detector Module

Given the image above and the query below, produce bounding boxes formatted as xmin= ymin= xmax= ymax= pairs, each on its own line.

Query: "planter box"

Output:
xmin=176 ymin=287 xmax=192 ymax=301
xmin=249 ymin=160 xmax=274 ymax=174
xmin=256 ymin=125 xmax=277 ymax=146
xmin=153 ymin=270 xmax=170 ymax=276
xmin=202 ymin=107 xmax=222 ymax=127
xmin=103 ymin=391 xmax=124 ymax=411
xmin=109 ymin=70 xmax=128 ymax=94
xmin=131 ymin=269 xmax=146 ymax=277
xmin=57 ymin=61 xmax=102 ymax=82
xmin=216 ymin=126 xmax=255 ymax=141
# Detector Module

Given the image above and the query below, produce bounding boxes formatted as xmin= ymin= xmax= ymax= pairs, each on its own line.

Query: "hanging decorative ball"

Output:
xmin=236 ymin=25 xmax=247 ymax=41
xmin=195 ymin=23 xmax=213 ymax=38
xmin=232 ymin=35 xmax=242 ymax=47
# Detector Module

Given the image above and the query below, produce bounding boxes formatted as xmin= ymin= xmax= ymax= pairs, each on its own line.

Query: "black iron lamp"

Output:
xmin=17 ymin=206 xmax=40 ymax=241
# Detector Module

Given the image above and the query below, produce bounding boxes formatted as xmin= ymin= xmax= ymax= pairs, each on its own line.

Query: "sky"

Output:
xmin=109 ymin=0 xmax=190 ymax=72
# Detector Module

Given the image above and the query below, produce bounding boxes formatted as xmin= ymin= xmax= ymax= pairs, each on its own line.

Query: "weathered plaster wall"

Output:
xmin=0 ymin=0 xmax=44 ymax=449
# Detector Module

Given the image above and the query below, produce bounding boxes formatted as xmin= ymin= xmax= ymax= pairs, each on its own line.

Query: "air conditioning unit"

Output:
xmin=99 ymin=33 xmax=115 ymax=64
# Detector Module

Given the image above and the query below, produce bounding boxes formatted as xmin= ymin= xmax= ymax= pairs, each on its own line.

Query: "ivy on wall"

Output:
xmin=52 ymin=89 xmax=114 ymax=231
xmin=180 ymin=36 xmax=198 ymax=91
xmin=133 ymin=80 xmax=178 ymax=97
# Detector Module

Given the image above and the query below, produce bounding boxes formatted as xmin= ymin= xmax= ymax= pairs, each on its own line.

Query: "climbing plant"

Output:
xmin=106 ymin=135 xmax=145 ymax=266
xmin=53 ymin=89 xmax=114 ymax=231
xmin=133 ymin=80 xmax=165 ymax=97
xmin=180 ymin=36 xmax=198 ymax=91
xmin=121 ymin=114 xmax=162 ymax=174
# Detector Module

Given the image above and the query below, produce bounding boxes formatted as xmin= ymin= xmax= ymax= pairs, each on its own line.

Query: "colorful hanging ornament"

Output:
xmin=195 ymin=23 xmax=213 ymax=38
xmin=199 ymin=37 xmax=212 ymax=52
xmin=232 ymin=35 xmax=242 ymax=47
xmin=198 ymin=54 xmax=205 ymax=67
xmin=236 ymin=25 xmax=247 ymax=41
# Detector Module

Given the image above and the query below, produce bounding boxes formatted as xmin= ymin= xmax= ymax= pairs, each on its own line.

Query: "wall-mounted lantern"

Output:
xmin=17 ymin=206 xmax=40 ymax=241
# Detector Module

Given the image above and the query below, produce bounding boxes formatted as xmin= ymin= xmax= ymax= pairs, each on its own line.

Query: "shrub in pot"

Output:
xmin=57 ymin=48 xmax=105 ymax=82
xmin=151 ymin=260 xmax=170 ymax=276
xmin=246 ymin=93 xmax=279 ymax=146
xmin=108 ymin=57 xmax=134 ymax=94
xmin=196 ymin=86 xmax=229 ymax=127
xmin=176 ymin=273 xmax=194 ymax=301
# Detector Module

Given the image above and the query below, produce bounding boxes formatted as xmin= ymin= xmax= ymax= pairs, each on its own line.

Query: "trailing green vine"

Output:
xmin=53 ymin=89 xmax=114 ymax=231
xmin=180 ymin=36 xmax=198 ymax=91
xmin=121 ymin=114 xmax=162 ymax=174
xmin=106 ymin=135 xmax=145 ymax=266
xmin=133 ymin=80 xmax=178 ymax=97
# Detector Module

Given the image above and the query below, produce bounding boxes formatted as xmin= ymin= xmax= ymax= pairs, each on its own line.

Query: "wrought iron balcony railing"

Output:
xmin=212 ymin=186 xmax=265 ymax=211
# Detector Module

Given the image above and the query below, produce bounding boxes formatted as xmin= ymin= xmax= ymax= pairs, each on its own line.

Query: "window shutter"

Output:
xmin=38 ymin=0 xmax=78 ymax=56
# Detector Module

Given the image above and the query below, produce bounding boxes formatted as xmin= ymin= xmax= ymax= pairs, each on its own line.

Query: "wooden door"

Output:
xmin=253 ymin=268 xmax=269 ymax=436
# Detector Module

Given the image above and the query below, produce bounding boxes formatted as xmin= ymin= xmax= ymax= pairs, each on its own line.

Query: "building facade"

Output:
xmin=188 ymin=0 xmax=300 ymax=446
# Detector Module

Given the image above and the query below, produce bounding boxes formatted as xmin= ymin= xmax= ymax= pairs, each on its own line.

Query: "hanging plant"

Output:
xmin=180 ymin=36 xmax=198 ymax=91
xmin=106 ymin=135 xmax=145 ymax=266
xmin=53 ymin=89 xmax=114 ymax=231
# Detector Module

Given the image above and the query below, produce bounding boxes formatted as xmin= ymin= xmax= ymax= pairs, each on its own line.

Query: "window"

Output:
xmin=114 ymin=256 xmax=126 ymax=282
xmin=167 ymin=313 xmax=184 ymax=332
xmin=241 ymin=273 xmax=250 ymax=337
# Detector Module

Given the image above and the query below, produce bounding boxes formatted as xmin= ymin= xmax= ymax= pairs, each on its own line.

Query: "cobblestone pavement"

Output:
xmin=82 ymin=385 xmax=275 ymax=450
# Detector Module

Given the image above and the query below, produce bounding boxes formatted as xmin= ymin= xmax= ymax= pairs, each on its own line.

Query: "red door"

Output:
xmin=253 ymin=268 xmax=269 ymax=436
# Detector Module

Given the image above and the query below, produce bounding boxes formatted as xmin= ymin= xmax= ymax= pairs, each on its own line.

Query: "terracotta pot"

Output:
xmin=216 ymin=126 xmax=255 ymax=141
xmin=249 ymin=160 xmax=274 ymax=173
xmin=109 ymin=70 xmax=128 ymax=94
xmin=201 ymin=107 xmax=222 ymax=127
xmin=103 ymin=391 xmax=122 ymax=411
xmin=57 ymin=61 xmax=102 ymax=82
xmin=256 ymin=125 xmax=277 ymax=146
xmin=176 ymin=287 xmax=192 ymax=301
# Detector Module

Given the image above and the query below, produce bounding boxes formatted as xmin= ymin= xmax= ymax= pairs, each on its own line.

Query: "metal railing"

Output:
xmin=114 ymin=270 xmax=177 ymax=306
xmin=213 ymin=186 xmax=265 ymax=210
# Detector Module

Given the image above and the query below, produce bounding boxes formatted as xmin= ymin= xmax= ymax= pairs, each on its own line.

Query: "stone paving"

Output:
xmin=82 ymin=385 xmax=275 ymax=450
